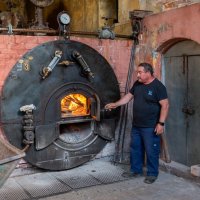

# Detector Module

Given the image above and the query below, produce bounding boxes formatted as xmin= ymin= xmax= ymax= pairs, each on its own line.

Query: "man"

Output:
xmin=105 ymin=62 xmax=169 ymax=184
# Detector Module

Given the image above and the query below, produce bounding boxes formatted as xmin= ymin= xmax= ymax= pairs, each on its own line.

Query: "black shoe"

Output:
xmin=144 ymin=176 xmax=157 ymax=184
xmin=122 ymin=172 xmax=142 ymax=178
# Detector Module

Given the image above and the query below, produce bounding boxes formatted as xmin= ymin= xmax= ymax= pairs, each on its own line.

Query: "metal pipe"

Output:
xmin=0 ymin=27 xmax=132 ymax=39
xmin=0 ymin=27 xmax=57 ymax=34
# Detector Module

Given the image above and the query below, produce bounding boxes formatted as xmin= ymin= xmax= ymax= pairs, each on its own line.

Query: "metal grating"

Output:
xmin=52 ymin=170 xmax=101 ymax=189
xmin=89 ymin=170 xmax=126 ymax=183
xmin=78 ymin=159 xmax=127 ymax=183
xmin=0 ymin=159 xmax=128 ymax=199
xmin=14 ymin=173 xmax=71 ymax=198
xmin=0 ymin=178 xmax=29 ymax=200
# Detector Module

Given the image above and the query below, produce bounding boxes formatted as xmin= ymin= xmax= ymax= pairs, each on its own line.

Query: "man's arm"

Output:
xmin=155 ymin=98 xmax=169 ymax=135
xmin=105 ymin=92 xmax=133 ymax=110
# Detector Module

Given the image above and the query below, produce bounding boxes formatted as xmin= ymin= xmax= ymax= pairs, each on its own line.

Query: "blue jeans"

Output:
xmin=130 ymin=126 xmax=160 ymax=177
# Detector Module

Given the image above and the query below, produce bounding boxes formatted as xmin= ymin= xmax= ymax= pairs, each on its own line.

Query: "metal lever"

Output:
xmin=72 ymin=50 xmax=94 ymax=79
xmin=41 ymin=50 xmax=62 ymax=79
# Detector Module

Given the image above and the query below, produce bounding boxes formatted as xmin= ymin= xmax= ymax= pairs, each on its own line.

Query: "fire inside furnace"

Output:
xmin=61 ymin=93 xmax=90 ymax=118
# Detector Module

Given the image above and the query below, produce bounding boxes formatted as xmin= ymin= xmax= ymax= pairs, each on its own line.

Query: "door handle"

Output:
xmin=182 ymin=106 xmax=195 ymax=115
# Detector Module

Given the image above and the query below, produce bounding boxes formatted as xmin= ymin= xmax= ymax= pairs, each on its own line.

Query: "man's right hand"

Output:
xmin=104 ymin=93 xmax=133 ymax=111
xmin=104 ymin=103 xmax=117 ymax=110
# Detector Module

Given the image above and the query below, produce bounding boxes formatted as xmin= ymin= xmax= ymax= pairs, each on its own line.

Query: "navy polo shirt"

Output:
xmin=129 ymin=78 xmax=168 ymax=127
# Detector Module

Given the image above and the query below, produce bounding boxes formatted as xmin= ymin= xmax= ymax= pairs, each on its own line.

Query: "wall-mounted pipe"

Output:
xmin=0 ymin=27 xmax=132 ymax=39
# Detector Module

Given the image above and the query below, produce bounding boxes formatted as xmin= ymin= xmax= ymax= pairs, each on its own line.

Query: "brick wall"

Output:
xmin=0 ymin=35 xmax=132 ymax=93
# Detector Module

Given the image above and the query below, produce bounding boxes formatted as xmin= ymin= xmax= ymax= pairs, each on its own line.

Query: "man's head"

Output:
xmin=136 ymin=62 xmax=154 ymax=84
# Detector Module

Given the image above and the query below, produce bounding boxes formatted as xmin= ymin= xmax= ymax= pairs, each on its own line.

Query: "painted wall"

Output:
xmin=135 ymin=3 xmax=200 ymax=78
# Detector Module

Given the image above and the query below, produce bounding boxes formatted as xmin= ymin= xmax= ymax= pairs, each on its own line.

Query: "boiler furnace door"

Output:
xmin=0 ymin=40 xmax=120 ymax=170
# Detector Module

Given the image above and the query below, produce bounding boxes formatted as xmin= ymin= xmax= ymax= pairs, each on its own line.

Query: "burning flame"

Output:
xmin=61 ymin=93 xmax=90 ymax=117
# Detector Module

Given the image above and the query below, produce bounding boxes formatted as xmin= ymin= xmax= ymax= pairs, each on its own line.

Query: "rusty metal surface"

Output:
xmin=30 ymin=0 xmax=54 ymax=7
xmin=0 ymin=40 xmax=120 ymax=170
xmin=0 ymin=160 xmax=19 ymax=189
xmin=0 ymin=139 xmax=25 ymax=188
xmin=0 ymin=139 xmax=25 ymax=165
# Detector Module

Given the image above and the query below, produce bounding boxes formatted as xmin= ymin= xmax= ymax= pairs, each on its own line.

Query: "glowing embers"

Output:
xmin=61 ymin=93 xmax=90 ymax=118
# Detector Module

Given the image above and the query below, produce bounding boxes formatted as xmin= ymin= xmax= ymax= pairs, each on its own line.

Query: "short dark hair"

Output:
xmin=138 ymin=63 xmax=154 ymax=75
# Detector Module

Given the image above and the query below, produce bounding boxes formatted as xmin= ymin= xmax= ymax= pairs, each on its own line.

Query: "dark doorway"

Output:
xmin=164 ymin=40 xmax=200 ymax=166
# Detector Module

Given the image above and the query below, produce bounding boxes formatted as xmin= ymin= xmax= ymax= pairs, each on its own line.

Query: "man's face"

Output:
xmin=136 ymin=66 xmax=151 ymax=83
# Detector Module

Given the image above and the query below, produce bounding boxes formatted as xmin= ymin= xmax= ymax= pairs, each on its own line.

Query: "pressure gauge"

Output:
xmin=59 ymin=12 xmax=71 ymax=25
xmin=57 ymin=11 xmax=71 ymax=40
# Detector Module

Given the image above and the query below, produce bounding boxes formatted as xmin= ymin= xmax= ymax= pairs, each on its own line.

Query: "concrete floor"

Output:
xmin=1 ymin=158 xmax=200 ymax=200
xmin=39 ymin=172 xmax=200 ymax=200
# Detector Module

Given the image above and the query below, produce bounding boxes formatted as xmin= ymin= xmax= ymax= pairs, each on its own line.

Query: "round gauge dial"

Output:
xmin=60 ymin=13 xmax=71 ymax=25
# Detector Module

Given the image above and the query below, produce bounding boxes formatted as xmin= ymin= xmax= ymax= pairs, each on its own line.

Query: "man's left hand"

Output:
xmin=154 ymin=124 xmax=164 ymax=135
